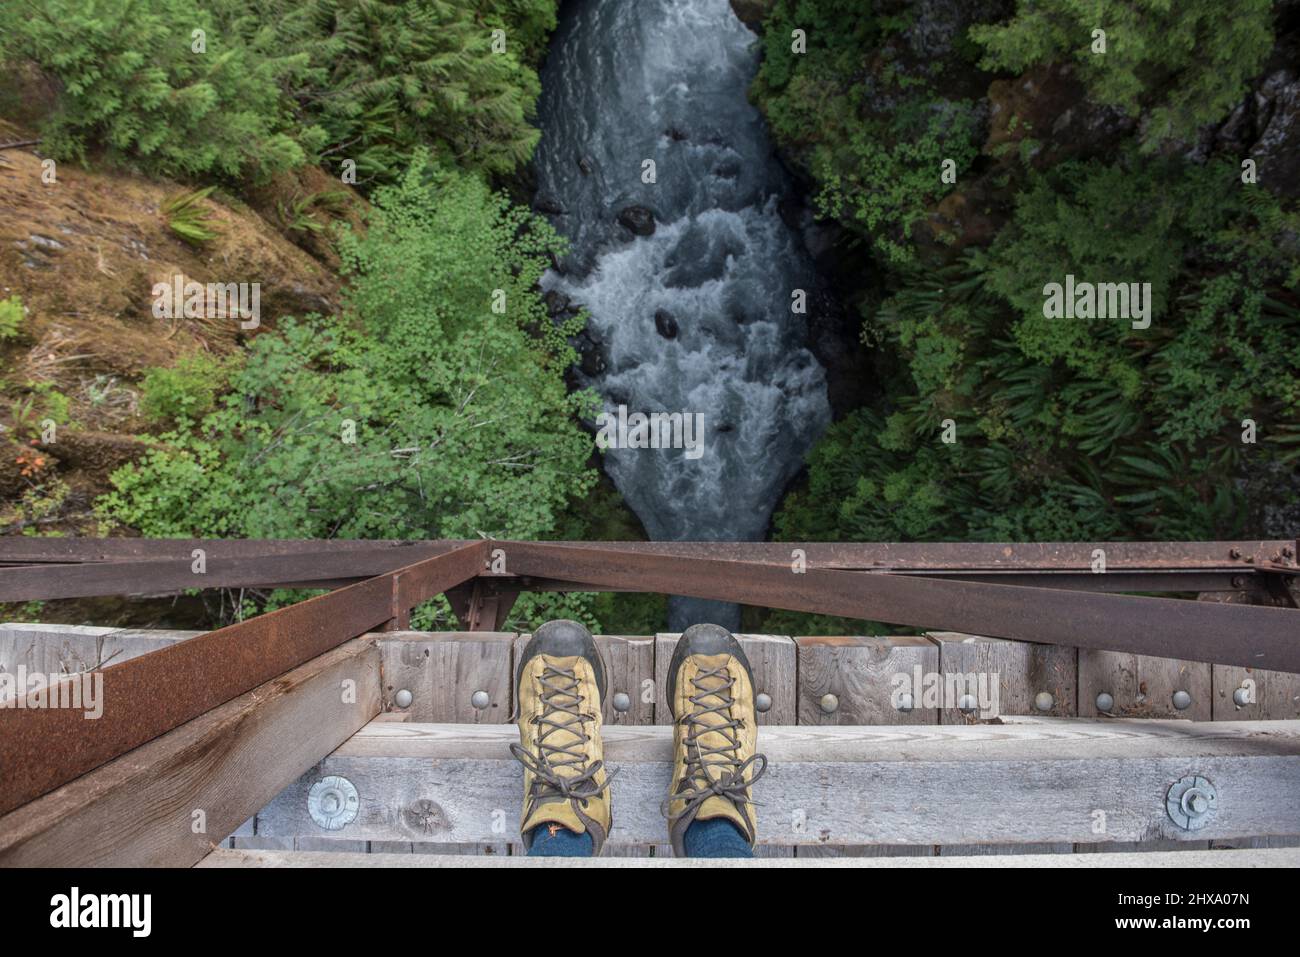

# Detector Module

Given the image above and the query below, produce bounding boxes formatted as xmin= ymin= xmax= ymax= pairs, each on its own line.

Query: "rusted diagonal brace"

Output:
xmin=498 ymin=542 xmax=1300 ymax=673
xmin=0 ymin=541 xmax=487 ymax=817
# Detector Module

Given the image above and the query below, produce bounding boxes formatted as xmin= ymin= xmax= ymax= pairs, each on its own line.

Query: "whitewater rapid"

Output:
xmin=535 ymin=0 xmax=831 ymax=628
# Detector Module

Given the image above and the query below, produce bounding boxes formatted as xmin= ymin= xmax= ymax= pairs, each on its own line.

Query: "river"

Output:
xmin=535 ymin=0 xmax=831 ymax=629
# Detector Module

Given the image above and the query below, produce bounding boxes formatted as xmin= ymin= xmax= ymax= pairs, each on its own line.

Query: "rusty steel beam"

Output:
xmin=498 ymin=542 xmax=1300 ymax=673
xmin=0 ymin=543 xmax=469 ymax=601
xmin=504 ymin=571 xmax=1242 ymax=595
xmin=3 ymin=539 xmax=1289 ymax=601
xmin=0 ymin=538 xmax=467 ymax=565
xmin=0 ymin=541 xmax=486 ymax=817
xmin=4 ymin=538 xmax=1294 ymax=572
xmin=539 ymin=540 xmax=1298 ymax=572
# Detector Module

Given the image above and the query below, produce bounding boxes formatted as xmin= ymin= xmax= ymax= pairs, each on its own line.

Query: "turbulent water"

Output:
xmin=535 ymin=0 xmax=831 ymax=629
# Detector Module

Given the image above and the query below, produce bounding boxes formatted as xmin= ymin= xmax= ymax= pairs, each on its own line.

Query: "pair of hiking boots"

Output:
xmin=512 ymin=620 xmax=767 ymax=856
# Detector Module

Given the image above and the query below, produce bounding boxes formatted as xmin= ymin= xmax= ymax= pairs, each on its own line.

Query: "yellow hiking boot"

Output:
xmin=661 ymin=623 xmax=768 ymax=856
xmin=511 ymin=619 xmax=613 ymax=854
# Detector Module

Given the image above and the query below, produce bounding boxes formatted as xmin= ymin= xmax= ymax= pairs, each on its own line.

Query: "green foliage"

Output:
xmin=276 ymin=189 xmax=350 ymax=234
xmin=0 ymin=0 xmax=314 ymax=180
xmin=0 ymin=0 xmax=558 ymax=184
xmin=250 ymin=0 xmax=557 ymax=183
xmin=139 ymin=352 xmax=238 ymax=426
xmin=99 ymin=153 xmax=600 ymax=622
xmin=752 ymin=0 xmax=982 ymax=264
xmin=162 ymin=187 xmax=222 ymax=246
xmin=970 ymin=0 xmax=1274 ymax=146
xmin=775 ymin=154 xmax=1300 ymax=567
xmin=0 ymin=296 xmax=24 ymax=341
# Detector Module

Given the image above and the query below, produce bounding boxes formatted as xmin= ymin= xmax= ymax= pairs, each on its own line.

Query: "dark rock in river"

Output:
xmin=654 ymin=309 xmax=678 ymax=339
xmin=728 ymin=0 xmax=773 ymax=32
xmin=573 ymin=327 xmax=607 ymax=378
xmin=616 ymin=205 xmax=656 ymax=236
xmin=535 ymin=194 xmax=565 ymax=216
xmin=544 ymin=289 xmax=573 ymax=317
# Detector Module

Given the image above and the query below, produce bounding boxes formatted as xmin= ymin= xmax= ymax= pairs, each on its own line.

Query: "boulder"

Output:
xmin=543 ymin=289 xmax=573 ymax=318
xmin=616 ymin=205 xmax=656 ymax=237
xmin=534 ymin=194 xmax=566 ymax=216
xmin=1253 ymin=69 xmax=1300 ymax=198
xmin=729 ymin=0 xmax=773 ymax=32
xmin=654 ymin=309 xmax=678 ymax=339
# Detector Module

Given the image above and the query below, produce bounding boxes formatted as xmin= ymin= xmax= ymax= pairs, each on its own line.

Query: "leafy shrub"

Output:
xmin=774 ymin=154 xmax=1300 ymax=560
xmin=0 ymin=0 xmax=315 ymax=180
xmin=0 ymin=296 xmax=24 ymax=340
xmin=139 ymin=352 xmax=237 ymax=426
xmin=970 ymin=0 xmax=1274 ymax=146
xmin=1 ymin=0 xmax=559 ymax=184
xmin=162 ymin=187 xmax=222 ymax=246
xmin=752 ymin=0 xmax=982 ymax=264
xmin=256 ymin=0 xmax=557 ymax=183
xmin=101 ymin=152 xmax=596 ymax=542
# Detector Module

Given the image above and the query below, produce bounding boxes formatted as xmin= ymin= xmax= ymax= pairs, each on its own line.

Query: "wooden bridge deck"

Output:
xmin=3 ymin=621 xmax=1298 ymax=864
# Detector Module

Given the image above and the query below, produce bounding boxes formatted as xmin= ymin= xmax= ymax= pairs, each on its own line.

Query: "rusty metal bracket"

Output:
xmin=0 ymin=541 xmax=487 ymax=816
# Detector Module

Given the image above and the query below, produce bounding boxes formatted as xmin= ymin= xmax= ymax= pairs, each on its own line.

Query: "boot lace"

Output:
xmin=661 ymin=663 xmax=767 ymax=822
xmin=510 ymin=662 xmax=612 ymax=808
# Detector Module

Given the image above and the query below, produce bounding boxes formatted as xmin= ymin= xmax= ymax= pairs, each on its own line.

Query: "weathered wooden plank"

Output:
xmin=1212 ymin=665 xmax=1300 ymax=721
xmin=253 ymin=718 xmax=1300 ymax=847
xmin=1075 ymin=840 xmax=1210 ymax=853
xmin=0 ymin=638 xmax=381 ymax=867
xmin=197 ymin=846 xmax=1300 ymax=868
xmin=1079 ymin=650 xmax=1211 ymax=719
xmin=594 ymin=635 xmax=656 ymax=726
xmin=1208 ymin=835 xmax=1300 ymax=849
xmin=796 ymin=635 xmax=940 ymax=858
xmin=0 ymin=623 xmax=200 ymax=701
xmin=939 ymin=843 xmax=1074 ymax=855
xmin=376 ymin=629 xmax=514 ymax=856
xmin=378 ymin=631 xmax=514 ymax=724
xmin=930 ymin=632 xmax=1077 ymax=724
xmin=797 ymin=636 xmax=939 ymax=726
xmin=798 ymin=844 xmax=936 ymax=858
xmin=654 ymin=633 xmax=796 ymax=726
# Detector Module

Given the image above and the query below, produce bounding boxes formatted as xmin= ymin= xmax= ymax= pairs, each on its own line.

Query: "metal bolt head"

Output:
xmin=1034 ymin=692 xmax=1054 ymax=712
xmin=895 ymin=692 xmax=914 ymax=713
xmin=612 ymin=692 xmax=631 ymax=712
xmin=819 ymin=693 xmax=839 ymax=714
xmin=957 ymin=694 xmax=978 ymax=713
xmin=1096 ymin=692 xmax=1115 ymax=712
xmin=470 ymin=690 xmax=490 ymax=710
xmin=308 ymin=775 xmax=359 ymax=830
xmin=1172 ymin=690 xmax=1193 ymax=711
xmin=755 ymin=692 xmax=772 ymax=713
xmin=1166 ymin=775 xmax=1218 ymax=830
xmin=1232 ymin=687 xmax=1251 ymax=707
xmin=394 ymin=688 xmax=413 ymax=709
